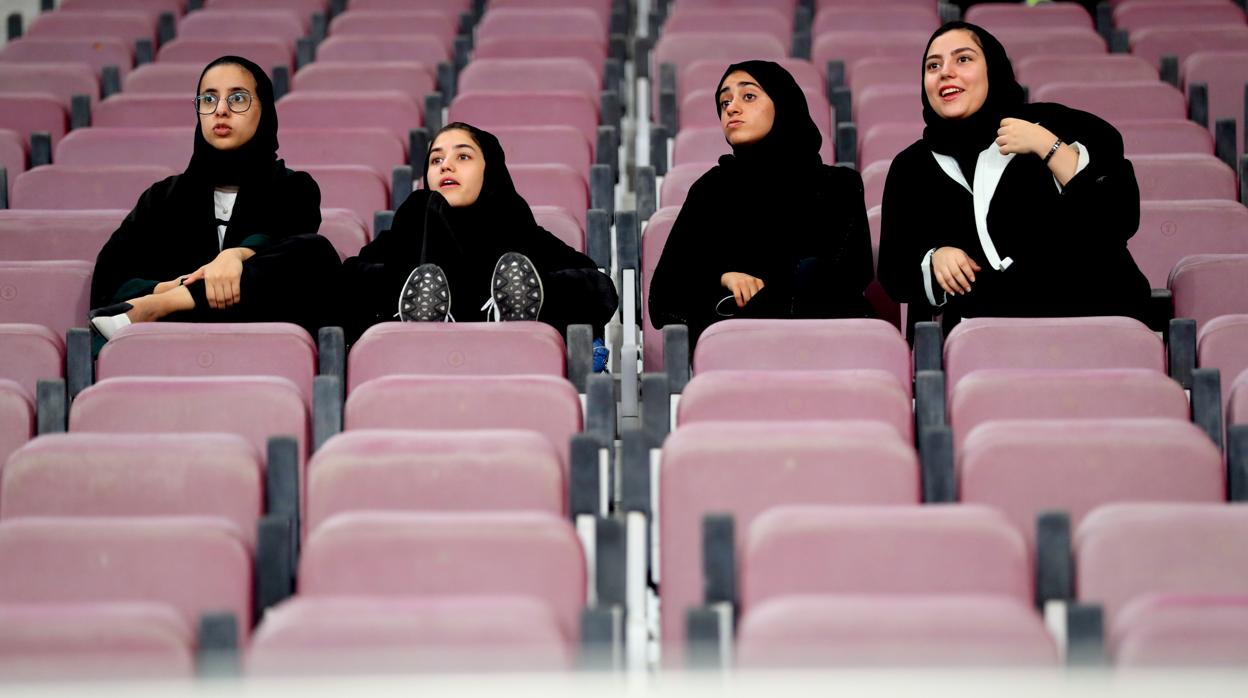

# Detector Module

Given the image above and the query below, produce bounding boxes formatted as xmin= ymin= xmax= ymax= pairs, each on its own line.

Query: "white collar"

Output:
xmin=930 ymin=147 xmax=1014 ymax=271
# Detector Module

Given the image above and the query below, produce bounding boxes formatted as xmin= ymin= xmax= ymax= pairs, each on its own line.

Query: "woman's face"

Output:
xmin=718 ymin=70 xmax=775 ymax=146
xmin=197 ymin=63 xmax=261 ymax=151
xmin=427 ymin=128 xmax=485 ymax=207
xmin=924 ymin=29 xmax=989 ymax=120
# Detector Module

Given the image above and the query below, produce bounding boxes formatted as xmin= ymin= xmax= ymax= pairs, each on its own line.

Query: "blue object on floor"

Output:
xmin=592 ymin=338 xmax=609 ymax=373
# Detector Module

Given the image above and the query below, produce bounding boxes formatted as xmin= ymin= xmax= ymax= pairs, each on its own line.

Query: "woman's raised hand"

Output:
xmin=183 ymin=247 xmax=255 ymax=309
xmin=931 ymin=246 xmax=981 ymax=296
xmin=996 ymin=118 xmax=1057 ymax=157
xmin=720 ymin=271 xmax=765 ymax=308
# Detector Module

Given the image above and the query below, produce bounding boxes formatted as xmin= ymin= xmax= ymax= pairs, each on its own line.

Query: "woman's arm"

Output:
xmin=646 ymin=174 xmax=734 ymax=331
xmin=877 ymin=148 xmax=948 ymax=309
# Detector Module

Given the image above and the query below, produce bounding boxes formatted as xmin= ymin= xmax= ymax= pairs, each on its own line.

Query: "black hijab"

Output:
xmin=715 ymin=60 xmax=823 ymax=172
xmin=184 ymin=55 xmax=281 ymax=188
xmin=920 ymin=22 xmax=1027 ymax=180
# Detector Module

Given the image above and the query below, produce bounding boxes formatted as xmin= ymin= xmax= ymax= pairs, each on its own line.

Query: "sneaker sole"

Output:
xmin=398 ymin=263 xmax=451 ymax=322
xmin=491 ymin=252 xmax=543 ymax=321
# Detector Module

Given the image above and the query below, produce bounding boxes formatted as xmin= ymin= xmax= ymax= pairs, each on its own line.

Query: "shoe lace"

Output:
xmin=480 ymin=296 xmax=500 ymax=322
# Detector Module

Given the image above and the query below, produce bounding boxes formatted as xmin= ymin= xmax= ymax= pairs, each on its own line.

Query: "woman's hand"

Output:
xmin=996 ymin=118 xmax=1057 ymax=157
xmin=721 ymin=272 xmax=764 ymax=308
xmin=931 ymin=246 xmax=981 ymax=296
xmin=183 ymin=248 xmax=256 ymax=309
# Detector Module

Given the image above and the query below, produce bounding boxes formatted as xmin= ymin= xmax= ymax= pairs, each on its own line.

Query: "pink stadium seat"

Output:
xmin=315 ymin=36 xmax=449 ymax=69
xmin=677 ymin=370 xmax=913 ymax=440
xmin=1119 ymin=119 xmax=1214 ymax=156
xmin=0 ymin=95 xmax=68 ymax=148
xmin=961 ymin=418 xmax=1223 ymax=547
xmin=1132 ymin=154 xmax=1239 ymax=201
xmin=1183 ymin=50 xmax=1248 ymax=148
xmin=1130 ymin=26 xmax=1248 ymax=70
xmin=54 ymin=127 xmax=189 ymax=170
xmin=489 ymin=0 xmax=612 ymax=23
xmin=652 ymin=32 xmax=786 ymax=94
xmin=0 ymin=602 xmax=193 ymax=680
xmin=0 ymin=209 xmax=127 ymax=262
xmin=0 ymin=129 xmax=24 ymax=194
xmin=813 ymin=6 xmax=940 ymax=34
xmin=510 ymin=163 xmax=590 ymax=229
xmin=687 ymin=0 xmax=796 ymax=12
xmin=458 ymin=58 xmax=600 ymax=99
xmin=1076 ymin=503 xmax=1248 ymax=627
xmin=488 ymin=125 xmax=592 ymax=181
xmin=476 ymin=8 xmax=607 ymax=42
xmin=1170 ymin=254 xmax=1248 ymax=330
xmin=296 ymin=511 xmax=585 ymax=641
xmin=855 ymin=85 xmax=922 ymax=132
xmin=659 ymin=421 xmax=919 ymax=664
xmin=0 ymin=63 xmax=98 ymax=109
xmin=279 ymin=127 xmax=405 ymax=183
xmin=862 ymin=160 xmax=890 ymax=208
xmin=344 ymin=374 xmax=580 ymax=467
xmin=346 ymin=322 xmax=566 ymax=391
xmin=349 ymin=0 xmax=470 ymax=9
xmin=69 ymin=375 xmax=309 ymax=464
xmin=1032 ymin=81 xmax=1187 ymax=124
xmin=318 ymin=208 xmax=369 ymax=261
xmin=680 ymin=58 xmax=824 ymax=107
xmin=0 ymin=324 xmax=63 ymax=401
xmin=156 ymin=38 xmax=294 ymax=73
xmin=449 ymin=91 xmax=598 ymax=157
xmin=58 ymin=0 xmax=183 ymax=16
xmin=1015 ymin=54 xmax=1157 ymax=92
xmin=299 ymin=165 xmax=389 ymax=235
xmin=327 ymin=11 xmax=457 ymax=52
xmin=12 ymin=164 xmax=175 ymax=210
xmin=1115 ymin=1 xmax=1246 ymax=34
xmin=663 ymin=8 xmax=792 ymax=48
xmin=532 ymin=206 xmax=584 ymax=252
xmin=950 ymin=368 xmax=1189 ymax=449
xmin=291 ymin=62 xmax=436 ymax=103
xmin=693 ymin=318 xmax=912 ymax=391
xmin=813 ymin=31 xmax=931 ymax=76
xmin=96 ymin=322 xmax=317 ymax=406
xmin=0 ymin=381 xmax=32 ymax=470
xmin=642 ymin=206 xmax=679 ymax=371
xmin=965 ymin=2 xmax=1093 ymax=31
xmin=248 ymin=596 xmax=571 ymax=675
xmin=845 ymin=56 xmax=913 ymax=91
xmin=658 ymin=162 xmax=710 ymax=208
xmin=204 ymin=0 xmax=325 ymax=15
xmin=24 ymin=10 xmax=157 ymax=45
xmin=736 ymin=505 xmax=1052 ymax=666
xmin=176 ymin=10 xmax=308 ymax=43
xmin=0 ymin=517 xmax=252 ymax=645
xmin=277 ymin=92 xmax=422 ymax=152
xmin=860 ymin=123 xmax=921 ymax=170
xmin=1197 ymin=314 xmax=1248 ymax=412
xmin=994 ymin=27 xmax=1107 ymax=60
xmin=0 ymin=260 xmax=93 ymax=338
xmin=0 ymin=433 xmax=263 ymax=548
xmin=121 ymin=63 xmax=201 ymax=94
xmin=672 ymin=126 xmax=730 ymax=167
xmin=943 ymin=316 xmax=1164 ymax=389
xmin=0 ymin=37 xmax=132 ymax=79
xmin=1113 ymin=594 xmax=1248 ymax=667
xmin=472 ymin=38 xmax=607 ymax=79
xmin=305 ymin=429 xmax=563 ymax=536
xmin=93 ymin=94 xmax=192 ymax=128
xmin=1127 ymin=201 xmax=1248 ymax=289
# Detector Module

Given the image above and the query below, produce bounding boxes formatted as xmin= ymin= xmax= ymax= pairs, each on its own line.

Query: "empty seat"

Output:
xmin=24 ymin=9 xmax=157 ymax=45
xmin=0 ymin=324 xmax=63 ymax=401
xmin=348 ymin=0 xmax=470 ymax=10
xmin=0 ymin=433 xmax=263 ymax=548
xmin=318 ymin=208 xmax=369 ymax=261
xmin=962 ymin=418 xmax=1223 ymax=547
xmin=964 ymin=2 xmax=1092 ymax=31
xmin=344 ymin=374 xmax=580 ymax=466
xmin=327 ymin=11 xmax=457 ymax=51
xmin=489 ymin=126 xmax=593 ymax=182
xmin=1183 ymin=50 xmax=1248 ymax=152
xmin=54 ymin=127 xmax=190 ymax=170
xmin=449 ymin=91 xmax=598 ymax=157
xmin=0 ymin=63 xmax=99 ymax=110
xmin=0 ymin=380 xmax=32 ymax=470
xmin=476 ymin=8 xmax=607 ymax=43
xmin=458 ymin=58 xmax=601 ymax=99
xmin=1130 ymin=26 xmax=1248 ymax=70
xmin=248 ymin=596 xmax=571 ymax=675
xmin=472 ymin=37 xmax=607 ymax=78
xmin=862 ymin=160 xmax=890 ymax=208
xmin=1170 ymin=255 xmax=1248 ymax=330
xmin=298 ymin=165 xmax=389 ymax=235
xmin=510 ymin=164 xmax=589 ymax=229
xmin=1119 ymin=119 xmax=1214 ymax=156
xmin=93 ymin=94 xmax=194 ymax=128
xmin=290 ymin=62 xmax=436 ymax=104
xmin=0 ymin=95 xmax=68 ymax=148
xmin=277 ymin=92 xmax=422 ymax=156
xmin=58 ymin=0 xmax=182 ymax=16
xmin=860 ymin=123 xmax=921 ymax=170
xmin=96 ymin=322 xmax=317 ymax=406
xmin=297 ymin=510 xmax=585 ymax=641
xmin=642 ymin=206 xmax=679 ymax=371
xmin=657 ymin=162 xmax=710 ymax=208
xmin=1198 ymin=314 xmax=1248 ymax=412
xmin=315 ymin=36 xmax=448 ymax=70
xmin=672 ymin=127 xmax=730 ymax=167
xmin=1015 ymin=54 xmax=1157 ymax=92
xmin=203 ymin=0 xmax=325 ymax=17
xmin=1032 ymin=81 xmax=1186 ymax=125
xmin=156 ymin=38 xmax=294 ymax=74
xmin=176 ymin=10 xmax=307 ymax=44
xmin=0 ymin=517 xmax=252 ymax=645
xmin=813 ymin=31 xmax=930 ymax=76
xmin=854 ymin=84 xmax=922 ymax=132
xmin=1112 ymin=594 xmax=1248 ymax=667
xmin=0 ymin=37 xmax=132 ymax=79
xmin=663 ymin=8 xmax=793 ymax=48
xmin=1115 ymin=2 xmax=1246 ymax=34
xmin=0 ymin=260 xmax=93 ymax=338
xmin=813 ymin=6 xmax=939 ymax=34
xmin=279 ymin=127 xmax=405 ymax=183
xmin=0 ymin=209 xmax=127 ymax=262
xmin=659 ymin=421 xmax=919 ymax=664
xmin=653 ymin=32 xmax=786 ymax=91
xmin=346 ymin=322 xmax=566 ymax=392
xmin=305 ymin=429 xmax=563 ymax=535
xmin=950 ymin=368 xmax=1189 ymax=449
xmin=1132 ymin=155 xmax=1239 ymax=202
xmin=12 ymin=165 xmax=174 ymax=210
xmin=122 ymin=63 xmax=201 ymax=94
xmin=531 ymin=206 xmax=584 ymax=253
xmin=1128 ymin=201 xmax=1248 ymax=290
xmin=677 ymin=370 xmax=913 ymax=440
xmin=994 ymin=27 xmax=1106 ymax=60
xmin=943 ymin=316 xmax=1164 ymax=389
xmin=845 ymin=55 xmax=914 ymax=91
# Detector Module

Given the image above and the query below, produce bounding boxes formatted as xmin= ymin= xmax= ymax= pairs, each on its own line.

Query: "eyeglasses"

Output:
xmin=195 ymin=91 xmax=253 ymax=115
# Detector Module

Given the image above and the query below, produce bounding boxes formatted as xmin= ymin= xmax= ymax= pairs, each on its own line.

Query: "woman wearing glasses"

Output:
xmin=89 ymin=56 xmax=339 ymax=341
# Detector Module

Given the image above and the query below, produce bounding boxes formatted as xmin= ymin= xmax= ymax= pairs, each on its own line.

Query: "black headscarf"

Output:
xmin=920 ymin=22 xmax=1027 ymax=181
xmin=715 ymin=60 xmax=823 ymax=171
xmin=184 ymin=55 xmax=281 ymax=188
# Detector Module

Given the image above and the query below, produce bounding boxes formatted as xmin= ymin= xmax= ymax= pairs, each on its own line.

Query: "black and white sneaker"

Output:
xmin=397 ymin=263 xmax=451 ymax=322
xmin=484 ymin=252 xmax=543 ymax=321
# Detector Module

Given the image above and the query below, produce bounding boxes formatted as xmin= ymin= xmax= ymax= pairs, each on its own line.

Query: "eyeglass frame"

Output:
xmin=194 ymin=90 xmax=254 ymax=116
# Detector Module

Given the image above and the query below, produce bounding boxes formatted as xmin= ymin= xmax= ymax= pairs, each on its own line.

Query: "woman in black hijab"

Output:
xmin=647 ymin=60 xmax=873 ymax=347
xmin=876 ymin=22 xmax=1150 ymax=325
xmin=339 ymin=122 xmax=618 ymax=342
xmin=90 ymin=55 xmax=339 ymax=340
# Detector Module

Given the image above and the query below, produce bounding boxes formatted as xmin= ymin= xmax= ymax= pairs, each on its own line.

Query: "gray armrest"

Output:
xmin=30 ymin=131 xmax=51 ymax=167
xmin=1190 ymin=367 xmax=1223 ymax=450
xmin=265 ymin=435 xmax=300 ymax=558
xmin=649 ymin=125 xmax=668 ymax=177
xmin=569 ymin=432 xmax=603 ymax=518
xmin=566 ymin=324 xmax=593 ymax=393
xmin=585 ymin=372 xmax=616 ymax=445
xmin=312 ymin=374 xmax=342 ymax=452
xmin=913 ymin=320 xmax=944 ymax=373
xmin=662 ymin=325 xmax=690 ymax=393
xmin=835 ymin=122 xmax=857 ymax=167
xmin=919 ymin=424 xmax=955 ymax=503
xmin=195 ymin=612 xmax=240 ymax=678
xmin=596 ymin=515 xmax=626 ymax=608
xmin=390 ymin=165 xmax=413 ymax=209
xmin=254 ymin=514 xmax=294 ymax=619
xmin=373 ymin=210 xmax=394 ymax=236
xmin=1228 ymin=424 xmax=1247 ymax=502
xmin=640 ymin=372 xmax=670 ymax=448
xmin=579 ymin=606 xmax=623 ymax=671
xmin=408 ymin=128 xmax=429 ymax=169
xmin=636 ymin=165 xmax=657 ymax=223
xmin=1188 ymin=82 xmax=1209 ymax=127
xmin=587 ymin=208 xmax=611 ymax=269
xmin=424 ymin=92 xmax=444 ymax=134
xmin=316 ymin=326 xmax=345 ymax=394
xmin=65 ymin=327 xmax=92 ymax=402
xmin=702 ymin=513 xmax=736 ymax=607
xmin=1066 ymin=603 xmax=1107 ymax=667
xmin=1167 ymin=317 xmax=1196 ymax=388
xmin=591 ymin=162 xmax=614 ymax=215
xmin=914 ymin=369 xmax=946 ymax=433
xmin=296 ymin=37 xmax=315 ymax=70
xmin=36 ymin=378 xmax=66 ymax=434
xmin=1034 ymin=510 xmax=1073 ymax=609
